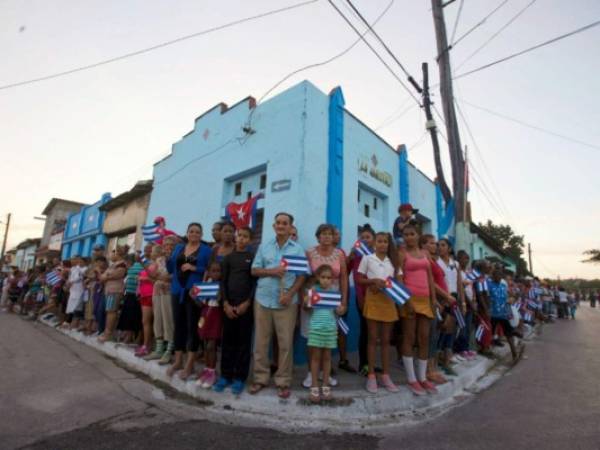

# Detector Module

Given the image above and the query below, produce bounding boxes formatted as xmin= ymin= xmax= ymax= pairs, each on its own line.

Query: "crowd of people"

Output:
xmin=0 ymin=204 xmax=590 ymax=404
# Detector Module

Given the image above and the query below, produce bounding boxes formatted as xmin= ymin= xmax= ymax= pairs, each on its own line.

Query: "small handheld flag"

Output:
xmin=308 ymin=289 xmax=342 ymax=309
xmin=280 ymin=255 xmax=311 ymax=275
xmin=45 ymin=270 xmax=61 ymax=287
xmin=466 ymin=269 xmax=481 ymax=282
xmin=436 ymin=308 xmax=443 ymax=322
xmin=337 ymin=317 xmax=350 ymax=335
xmin=453 ymin=305 xmax=466 ymax=329
xmin=523 ymin=311 xmax=533 ymax=322
xmin=353 ymin=240 xmax=372 ymax=257
xmin=383 ymin=277 xmax=411 ymax=306
xmin=475 ymin=324 xmax=486 ymax=342
xmin=190 ymin=282 xmax=220 ymax=301
xmin=142 ymin=224 xmax=161 ymax=243
xmin=476 ymin=279 xmax=489 ymax=293
xmin=527 ymin=300 xmax=540 ymax=310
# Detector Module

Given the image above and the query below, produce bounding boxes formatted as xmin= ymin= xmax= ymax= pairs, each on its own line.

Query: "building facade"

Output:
xmin=100 ymin=180 xmax=152 ymax=253
xmin=15 ymin=238 xmax=41 ymax=271
xmin=61 ymin=193 xmax=112 ymax=260
xmin=36 ymin=198 xmax=86 ymax=265
xmin=456 ymin=222 xmax=517 ymax=272
xmin=146 ymin=80 xmax=446 ymax=362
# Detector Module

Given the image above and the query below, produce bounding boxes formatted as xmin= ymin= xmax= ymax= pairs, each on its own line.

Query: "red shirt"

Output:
xmin=430 ymin=259 xmax=448 ymax=292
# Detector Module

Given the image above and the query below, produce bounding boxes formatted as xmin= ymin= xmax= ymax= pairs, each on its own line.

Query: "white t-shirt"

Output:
xmin=558 ymin=291 xmax=568 ymax=303
xmin=437 ymin=257 xmax=459 ymax=293
xmin=461 ymin=269 xmax=474 ymax=301
xmin=358 ymin=254 xmax=396 ymax=280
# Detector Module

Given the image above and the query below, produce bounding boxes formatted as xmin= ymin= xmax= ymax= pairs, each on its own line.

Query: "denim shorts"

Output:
xmin=105 ymin=293 xmax=122 ymax=312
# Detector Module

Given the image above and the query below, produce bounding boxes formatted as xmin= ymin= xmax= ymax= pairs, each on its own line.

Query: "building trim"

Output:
xmin=326 ymin=87 xmax=345 ymax=229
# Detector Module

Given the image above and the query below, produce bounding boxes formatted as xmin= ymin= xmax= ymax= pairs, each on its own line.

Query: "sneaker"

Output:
xmin=407 ymin=381 xmax=427 ymax=396
xmin=420 ymin=380 xmax=438 ymax=394
xmin=366 ymin=375 xmax=378 ymax=394
xmin=380 ymin=374 xmax=399 ymax=392
xmin=135 ymin=345 xmax=149 ymax=357
xmin=450 ymin=354 xmax=465 ymax=363
xmin=195 ymin=368 xmax=209 ymax=386
xmin=467 ymin=350 xmax=477 ymax=359
xmin=201 ymin=369 xmax=217 ymax=389
xmin=302 ymin=372 xmax=312 ymax=388
xmin=213 ymin=376 xmax=230 ymax=393
xmin=231 ymin=379 xmax=245 ymax=395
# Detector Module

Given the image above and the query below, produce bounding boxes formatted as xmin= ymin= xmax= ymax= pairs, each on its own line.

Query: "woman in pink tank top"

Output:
xmin=397 ymin=223 xmax=437 ymax=396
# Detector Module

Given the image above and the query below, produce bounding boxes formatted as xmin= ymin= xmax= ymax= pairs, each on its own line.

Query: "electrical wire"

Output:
xmin=327 ymin=0 xmax=422 ymax=107
xmin=451 ymin=0 xmax=510 ymax=48
xmin=453 ymin=19 xmax=600 ymax=81
xmin=374 ymin=101 xmax=418 ymax=131
xmin=0 ymin=0 xmax=319 ymax=91
xmin=455 ymin=0 xmax=537 ymax=71
xmin=344 ymin=0 xmax=422 ymax=92
xmin=458 ymin=98 xmax=600 ymax=152
xmin=449 ymin=0 xmax=465 ymax=45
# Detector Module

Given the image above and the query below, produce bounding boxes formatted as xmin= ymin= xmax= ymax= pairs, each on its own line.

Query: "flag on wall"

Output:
xmin=225 ymin=193 xmax=263 ymax=229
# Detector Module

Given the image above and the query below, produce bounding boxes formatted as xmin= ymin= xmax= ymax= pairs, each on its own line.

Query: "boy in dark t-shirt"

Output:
xmin=214 ymin=226 xmax=256 ymax=395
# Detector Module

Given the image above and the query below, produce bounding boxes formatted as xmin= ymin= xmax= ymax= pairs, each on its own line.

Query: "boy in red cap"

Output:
xmin=393 ymin=203 xmax=418 ymax=246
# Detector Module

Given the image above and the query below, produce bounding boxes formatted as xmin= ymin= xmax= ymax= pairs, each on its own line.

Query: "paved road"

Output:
xmin=1 ymin=306 xmax=599 ymax=450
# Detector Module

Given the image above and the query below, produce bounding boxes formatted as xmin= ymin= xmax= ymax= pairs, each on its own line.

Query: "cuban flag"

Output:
xmin=527 ymin=300 xmax=540 ymax=310
xmin=190 ymin=282 xmax=220 ymax=301
xmin=475 ymin=324 xmax=486 ymax=342
xmin=309 ymin=289 xmax=342 ymax=309
xmin=142 ymin=223 xmax=161 ymax=243
xmin=45 ymin=270 xmax=61 ymax=287
xmin=280 ymin=255 xmax=311 ymax=275
xmin=225 ymin=193 xmax=263 ymax=229
xmin=353 ymin=240 xmax=372 ymax=257
xmin=513 ymin=301 xmax=522 ymax=311
xmin=476 ymin=278 xmax=489 ymax=293
xmin=466 ymin=269 xmax=481 ymax=282
xmin=383 ymin=277 xmax=411 ymax=306
xmin=337 ymin=317 xmax=350 ymax=335
xmin=453 ymin=304 xmax=466 ymax=329
xmin=523 ymin=311 xmax=533 ymax=322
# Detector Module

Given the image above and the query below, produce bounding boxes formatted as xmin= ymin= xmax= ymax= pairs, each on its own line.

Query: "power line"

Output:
xmin=344 ymin=0 xmax=422 ymax=93
xmin=450 ymin=0 xmax=510 ymax=49
xmin=459 ymin=98 xmax=600 ymax=151
xmin=449 ymin=0 xmax=465 ymax=44
xmin=327 ymin=0 xmax=422 ymax=107
xmin=374 ymin=101 xmax=418 ymax=130
xmin=455 ymin=0 xmax=537 ymax=71
xmin=453 ymin=19 xmax=600 ymax=81
xmin=0 ymin=0 xmax=319 ymax=92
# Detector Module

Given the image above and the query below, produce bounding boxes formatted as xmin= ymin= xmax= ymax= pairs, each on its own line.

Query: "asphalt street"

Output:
xmin=1 ymin=305 xmax=599 ymax=450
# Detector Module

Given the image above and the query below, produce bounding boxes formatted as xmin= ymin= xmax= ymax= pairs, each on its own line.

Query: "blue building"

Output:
xmin=61 ymin=193 xmax=112 ymax=259
xmin=147 ymin=80 xmax=450 ymax=361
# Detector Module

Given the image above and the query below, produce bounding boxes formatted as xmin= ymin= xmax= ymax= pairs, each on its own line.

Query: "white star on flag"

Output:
xmin=236 ymin=207 xmax=246 ymax=220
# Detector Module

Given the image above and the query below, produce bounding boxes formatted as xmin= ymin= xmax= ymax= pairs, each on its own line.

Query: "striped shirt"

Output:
xmin=125 ymin=262 xmax=143 ymax=294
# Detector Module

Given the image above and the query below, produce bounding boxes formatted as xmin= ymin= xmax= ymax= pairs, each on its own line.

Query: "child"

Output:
xmin=196 ymin=261 xmax=223 ymax=389
xmin=117 ymin=254 xmax=143 ymax=344
xmin=305 ymin=265 xmax=345 ymax=403
xmin=214 ymin=226 xmax=256 ymax=395
xmin=136 ymin=253 xmax=155 ymax=357
xmin=357 ymin=232 xmax=401 ymax=394
xmin=99 ymin=245 xmax=128 ymax=343
xmin=392 ymin=203 xmax=418 ymax=246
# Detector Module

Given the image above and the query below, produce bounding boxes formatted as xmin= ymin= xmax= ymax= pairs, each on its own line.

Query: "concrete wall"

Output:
xmin=103 ymin=192 xmax=151 ymax=252
xmin=41 ymin=202 xmax=83 ymax=247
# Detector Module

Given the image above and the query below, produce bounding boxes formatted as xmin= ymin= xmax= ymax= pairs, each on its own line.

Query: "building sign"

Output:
xmin=48 ymin=232 xmax=63 ymax=251
xmin=271 ymin=179 xmax=292 ymax=192
xmin=358 ymin=154 xmax=393 ymax=187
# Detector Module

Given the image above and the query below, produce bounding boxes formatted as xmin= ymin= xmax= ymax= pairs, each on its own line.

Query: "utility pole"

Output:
xmin=0 ymin=213 xmax=11 ymax=262
xmin=528 ymin=242 xmax=533 ymax=275
xmin=422 ymin=62 xmax=451 ymax=204
xmin=431 ymin=0 xmax=466 ymax=222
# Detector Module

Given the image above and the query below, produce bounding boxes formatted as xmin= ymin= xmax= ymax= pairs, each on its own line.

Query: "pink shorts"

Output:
xmin=139 ymin=295 xmax=153 ymax=308
xmin=198 ymin=306 xmax=223 ymax=340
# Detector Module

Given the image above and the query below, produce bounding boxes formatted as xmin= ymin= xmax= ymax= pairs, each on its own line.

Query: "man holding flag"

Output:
xmin=249 ymin=212 xmax=306 ymax=399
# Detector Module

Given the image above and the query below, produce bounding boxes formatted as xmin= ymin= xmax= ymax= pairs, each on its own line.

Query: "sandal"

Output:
xmin=321 ymin=386 xmax=332 ymax=401
xmin=248 ymin=383 xmax=266 ymax=395
xmin=277 ymin=386 xmax=291 ymax=399
xmin=309 ymin=387 xmax=321 ymax=404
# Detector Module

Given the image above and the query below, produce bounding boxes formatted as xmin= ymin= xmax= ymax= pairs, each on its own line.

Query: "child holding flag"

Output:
xmin=304 ymin=264 xmax=345 ymax=403
xmin=357 ymin=232 xmax=402 ymax=393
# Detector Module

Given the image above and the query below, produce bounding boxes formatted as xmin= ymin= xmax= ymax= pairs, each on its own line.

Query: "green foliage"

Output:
xmin=582 ymin=249 xmax=600 ymax=264
xmin=478 ymin=220 xmax=529 ymax=276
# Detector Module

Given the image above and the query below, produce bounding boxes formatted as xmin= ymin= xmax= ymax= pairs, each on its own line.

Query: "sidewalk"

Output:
xmin=37 ymin=315 xmax=530 ymax=432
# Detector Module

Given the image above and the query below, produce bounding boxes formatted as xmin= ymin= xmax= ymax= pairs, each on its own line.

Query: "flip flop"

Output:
xmin=249 ymin=383 xmax=266 ymax=395
xmin=277 ymin=386 xmax=291 ymax=399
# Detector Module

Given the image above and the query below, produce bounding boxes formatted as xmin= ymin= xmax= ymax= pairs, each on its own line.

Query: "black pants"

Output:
xmin=172 ymin=292 xmax=200 ymax=352
xmin=355 ymin=295 xmax=368 ymax=369
xmin=220 ymin=308 xmax=253 ymax=382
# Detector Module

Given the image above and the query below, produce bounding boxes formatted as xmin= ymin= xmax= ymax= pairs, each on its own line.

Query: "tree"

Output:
xmin=582 ymin=249 xmax=600 ymax=263
xmin=478 ymin=220 xmax=529 ymax=277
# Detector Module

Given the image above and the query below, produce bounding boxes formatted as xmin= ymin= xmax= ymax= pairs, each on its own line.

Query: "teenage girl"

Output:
xmin=398 ymin=224 xmax=438 ymax=396
xmin=357 ymin=232 xmax=401 ymax=394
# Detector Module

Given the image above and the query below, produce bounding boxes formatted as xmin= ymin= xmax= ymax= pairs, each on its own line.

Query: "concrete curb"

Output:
xmin=38 ymin=316 xmax=519 ymax=432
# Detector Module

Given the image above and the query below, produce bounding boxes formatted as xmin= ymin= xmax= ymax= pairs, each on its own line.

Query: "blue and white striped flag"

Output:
xmin=353 ymin=240 xmax=372 ymax=257
xmin=280 ymin=255 xmax=311 ymax=275
xmin=453 ymin=305 xmax=466 ymax=329
xmin=45 ymin=270 xmax=61 ymax=287
xmin=466 ymin=269 xmax=481 ymax=282
xmin=383 ymin=277 xmax=411 ymax=306
xmin=475 ymin=324 xmax=486 ymax=342
xmin=308 ymin=289 xmax=342 ymax=309
xmin=142 ymin=223 xmax=161 ymax=243
xmin=190 ymin=282 xmax=220 ymax=301
xmin=527 ymin=300 xmax=540 ymax=310
xmin=523 ymin=311 xmax=533 ymax=322
xmin=141 ymin=255 xmax=150 ymax=266
xmin=476 ymin=278 xmax=489 ymax=293
xmin=337 ymin=317 xmax=350 ymax=335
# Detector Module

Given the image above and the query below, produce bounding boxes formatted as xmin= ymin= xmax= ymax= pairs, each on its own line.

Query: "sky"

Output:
xmin=1 ymin=0 xmax=599 ymax=279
